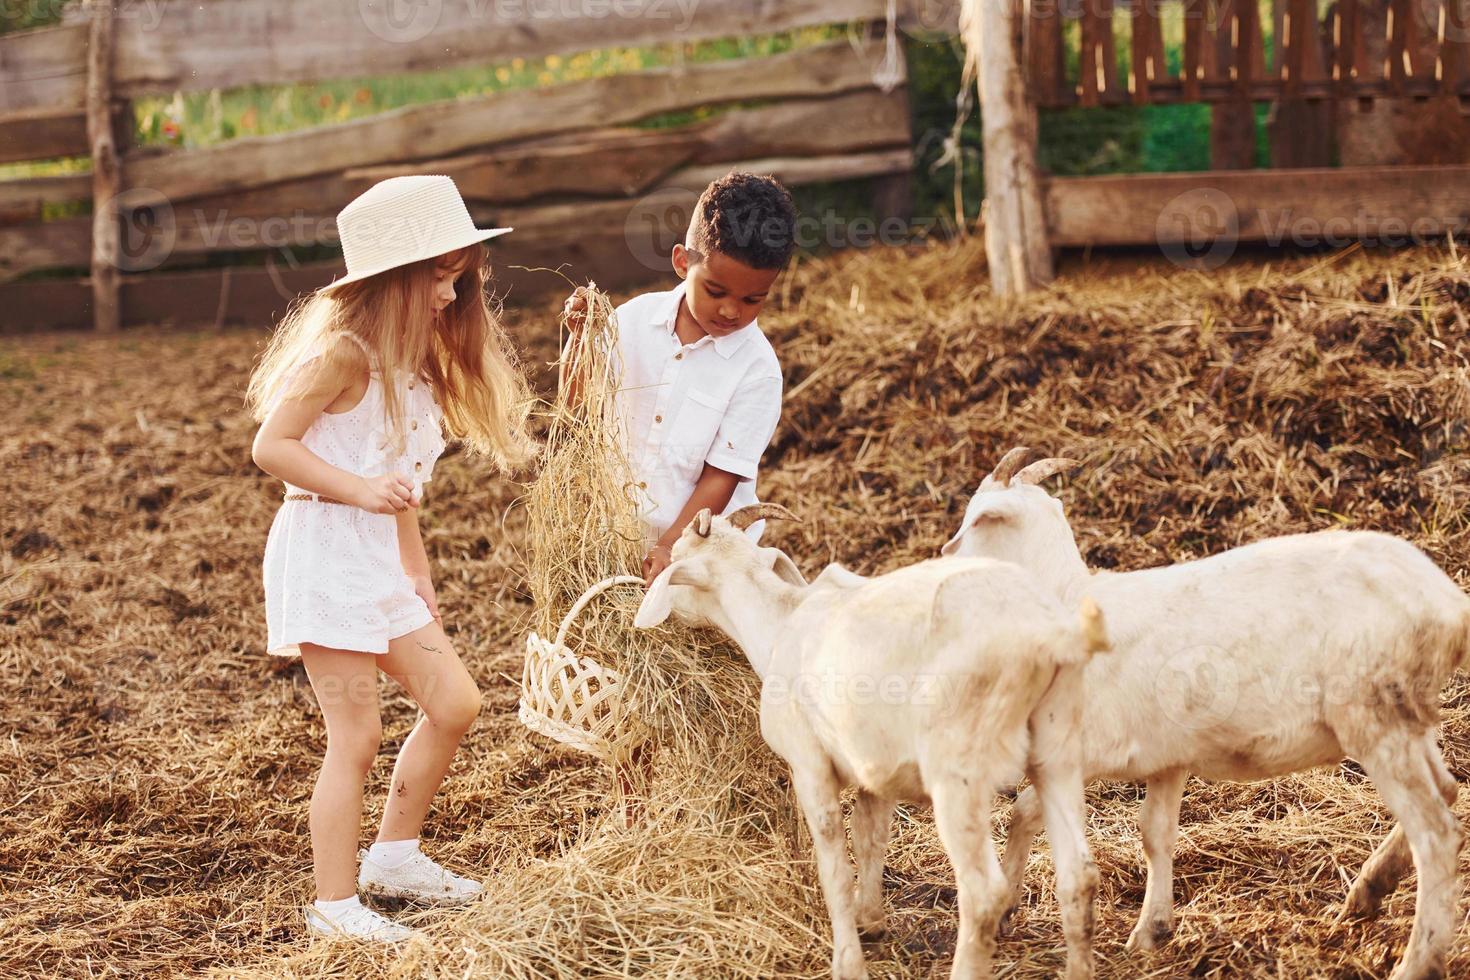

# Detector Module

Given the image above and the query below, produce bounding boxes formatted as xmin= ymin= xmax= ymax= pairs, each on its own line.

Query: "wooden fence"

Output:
xmin=4 ymin=1 xmax=1469 ymax=331
xmin=1026 ymin=0 xmax=1470 ymax=108
xmin=0 ymin=0 xmax=927 ymax=331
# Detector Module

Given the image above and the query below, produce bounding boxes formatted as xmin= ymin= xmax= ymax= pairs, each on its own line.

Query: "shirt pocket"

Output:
xmin=668 ymin=386 xmax=729 ymax=473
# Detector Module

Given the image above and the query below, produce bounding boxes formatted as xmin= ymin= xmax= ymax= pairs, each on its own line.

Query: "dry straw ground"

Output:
xmin=2 ymin=238 xmax=1468 ymax=978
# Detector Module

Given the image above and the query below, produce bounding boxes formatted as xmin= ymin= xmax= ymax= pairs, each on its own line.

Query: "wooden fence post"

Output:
xmin=86 ymin=0 xmax=121 ymax=332
xmin=963 ymin=0 xmax=1053 ymax=296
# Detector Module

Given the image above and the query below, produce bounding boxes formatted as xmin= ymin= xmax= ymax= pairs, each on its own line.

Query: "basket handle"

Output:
xmin=554 ymin=575 xmax=646 ymax=649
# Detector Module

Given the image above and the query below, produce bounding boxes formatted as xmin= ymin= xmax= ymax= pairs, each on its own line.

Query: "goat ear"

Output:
xmin=942 ymin=503 xmax=1013 ymax=556
xmin=760 ymin=547 xmax=807 ymax=586
xmin=634 ymin=563 xmax=680 ymax=629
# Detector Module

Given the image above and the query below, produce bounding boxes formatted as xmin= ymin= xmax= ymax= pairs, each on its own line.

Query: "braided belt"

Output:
xmin=284 ymin=493 xmax=353 ymax=506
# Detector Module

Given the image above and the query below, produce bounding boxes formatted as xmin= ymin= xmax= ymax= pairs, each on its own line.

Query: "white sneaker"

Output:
xmin=304 ymin=902 xmax=416 ymax=942
xmin=357 ymin=847 xmax=484 ymax=904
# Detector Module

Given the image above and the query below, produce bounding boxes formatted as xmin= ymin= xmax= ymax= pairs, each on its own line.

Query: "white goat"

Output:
xmin=634 ymin=504 xmax=1109 ymax=980
xmin=944 ymin=448 xmax=1469 ymax=980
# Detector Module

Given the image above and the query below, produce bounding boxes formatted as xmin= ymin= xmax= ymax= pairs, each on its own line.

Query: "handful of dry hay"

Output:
xmin=492 ymin=283 xmax=821 ymax=975
xmin=521 ymin=284 xmax=793 ymax=812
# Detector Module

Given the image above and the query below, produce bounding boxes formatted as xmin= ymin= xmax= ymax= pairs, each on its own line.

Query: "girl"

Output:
xmin=246 ymin=176 xmax=534 ymax=941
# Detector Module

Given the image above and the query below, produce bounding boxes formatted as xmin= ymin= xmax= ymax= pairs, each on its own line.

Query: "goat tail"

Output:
xmin=1078 ymin=596 xmax=1110 ymax=656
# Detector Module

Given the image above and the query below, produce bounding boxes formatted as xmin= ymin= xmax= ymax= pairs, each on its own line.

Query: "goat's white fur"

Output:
xmin=636 ymin=509 xmax=1108 ymax=980
xmin=946 ymin=452 xmax=1469 ymax=980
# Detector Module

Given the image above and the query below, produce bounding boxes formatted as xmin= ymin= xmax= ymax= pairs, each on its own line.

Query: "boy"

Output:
xmin=564 ymin=172 xmax=797 ymax=584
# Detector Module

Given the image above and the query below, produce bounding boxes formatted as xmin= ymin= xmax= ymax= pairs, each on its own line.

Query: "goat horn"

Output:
xmin=727 ymin=503 xmax=802 ymax=532
xmin=692 ymin=508 xmax=713 ymax=538
xmin=1014 ymin=457 xmax=1082 ymax=485
xmin=988 ymin=447 xmax=1035 ymax=487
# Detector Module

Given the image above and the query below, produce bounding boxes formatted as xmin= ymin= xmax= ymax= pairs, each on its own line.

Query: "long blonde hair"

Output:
xmin=246 ymin=243 xmax=535 ymax=472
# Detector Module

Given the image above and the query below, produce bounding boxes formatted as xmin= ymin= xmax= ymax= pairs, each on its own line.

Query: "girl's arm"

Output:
xmin=251 ymin=363 xmax=414 ymax=514
xmin=396 ymin=507 xmax=442 ymax=623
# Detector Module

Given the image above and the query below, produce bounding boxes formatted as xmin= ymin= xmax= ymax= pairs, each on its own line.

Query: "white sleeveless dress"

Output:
xmin=262 ymin=340 xmax=448 ymax=656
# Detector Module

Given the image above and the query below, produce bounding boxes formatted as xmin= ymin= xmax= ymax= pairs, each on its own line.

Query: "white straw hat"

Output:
xmin=325 ymin=175 xmax=512 ymax=292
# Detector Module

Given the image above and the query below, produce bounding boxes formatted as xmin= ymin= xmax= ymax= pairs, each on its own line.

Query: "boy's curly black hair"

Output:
xmin=687 ymin=172 xmax=799 ymax=271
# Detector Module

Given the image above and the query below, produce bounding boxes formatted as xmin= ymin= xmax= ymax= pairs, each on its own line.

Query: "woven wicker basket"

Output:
xmin=518 ymin=575 xmax=649 ymax=766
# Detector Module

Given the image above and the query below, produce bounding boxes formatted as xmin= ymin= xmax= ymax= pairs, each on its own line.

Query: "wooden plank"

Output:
xmin=1078 ymin=0 xmax=1120 ymax=106
xmin=122 ymin=42 xmax=893 ymax=205
xmin=0 ymin=218 xmax=89 ymax=279
xmin=1355 ymin=0 xmax=1385 ymax=95
xmin=1235 ymin=0 xmax=1264 ymax=96
xmin=1026 ymin=0 xmax=1068 ymax=105
xmin=1336 ymin=0 xmax=1360 ymax=95
xmin=0 ymin=173 xmax=89 ymax=220
xmin=1281 ymin=0 xmax=1304 ymax=97
xmin=344 ymin=88 xmax=912 ymax=205
xmin=1182 ymin=0 xmax=1206 ymax=101
xmin=0 ymin=0 xmax=899 ymax=115
xmin=0 ymin=260 xmax=342 ymax=334
xmin=1269 ymin=0 xmax=1334 ymax=168
xmin=0 ymin=239 xmax=668 ymax=333
xmin=1130 ymin=0 xmax=1167 ymax=104
xmin=86 ymin=0 xmax=120 ymax=333
xmin=1444 ymin=0 xmax=1470 ymax=98
xmin=0 ymin=106 xmax=89 ymax=164
xmin=0 ymin=22 xmax=86 ymax=115
xmin=1210 ymin=0 xmax=1258 ymax=169
xmin=0 ymin=101 xmax=128 ymax=165
xmin=1388 ymin=0 xmax=1412 ymax=94
xmin=4 ymin=85 xmax=907 ymax=219
xmin=1045 ymin=164 xmax=1470 ymax=245
xmin=0 ymin=147 xmax=915 ymax=281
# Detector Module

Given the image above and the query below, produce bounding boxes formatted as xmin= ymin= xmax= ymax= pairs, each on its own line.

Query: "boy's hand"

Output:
xmin=355 ymin=473 xmax=417 ymax=514
xmin=563 ymin=287 xmax=590 ymax=334
xmin=409 ymin=573 xmax=442 ymax=625
xmin=642 ymin=544 xmax=672 ymax=586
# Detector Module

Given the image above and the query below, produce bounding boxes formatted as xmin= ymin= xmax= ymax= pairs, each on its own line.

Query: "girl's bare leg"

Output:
xmin=375 ymin=620 xmax=482 ymax=843
xmin=300 ymin=644 xmax=383 ymax=901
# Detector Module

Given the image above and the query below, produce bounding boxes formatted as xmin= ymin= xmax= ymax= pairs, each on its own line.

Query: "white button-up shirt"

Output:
xmin=613 ymin=281 xmax=783 ymax=543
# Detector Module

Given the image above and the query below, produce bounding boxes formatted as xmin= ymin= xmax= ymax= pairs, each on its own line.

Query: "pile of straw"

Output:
xmin=509 ymin=282 xmax=820 ymax=972
xmin=522 ymin=285 xmax=769 ymax=781
xmin=1 ymin=239 xmax=1467 ymax=978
